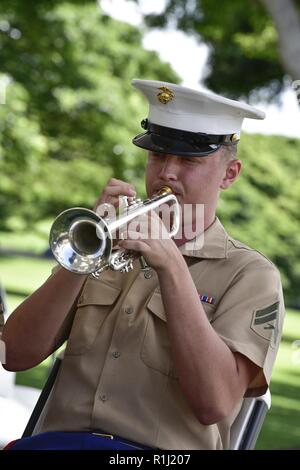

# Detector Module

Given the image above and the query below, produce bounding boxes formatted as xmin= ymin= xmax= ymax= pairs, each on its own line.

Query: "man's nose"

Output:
xmin=158 ymin=156 xmax=179 ymax=181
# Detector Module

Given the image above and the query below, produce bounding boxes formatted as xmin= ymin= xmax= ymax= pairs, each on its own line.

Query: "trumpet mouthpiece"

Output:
xmin=157 ymin=186 xmax=173 ymax=196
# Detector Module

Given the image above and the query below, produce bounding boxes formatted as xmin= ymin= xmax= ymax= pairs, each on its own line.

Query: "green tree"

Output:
xmin=0 ymin=0 xmax=179 ymax=229
xmin=217 ymin=134 xmax=300 ymax=306
xmin=133 ymin=0 xmax=300 ymax=304
xmin=138 ymin=0 xmax=300 ymax=101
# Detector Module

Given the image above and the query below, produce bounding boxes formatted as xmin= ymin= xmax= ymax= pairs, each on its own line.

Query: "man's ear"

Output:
xmin=220 ymin=160 xmax=242 ymax=190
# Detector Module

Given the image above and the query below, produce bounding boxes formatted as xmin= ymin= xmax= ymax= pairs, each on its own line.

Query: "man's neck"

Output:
xmin=174 ymin=212 xmax=216 ymax=248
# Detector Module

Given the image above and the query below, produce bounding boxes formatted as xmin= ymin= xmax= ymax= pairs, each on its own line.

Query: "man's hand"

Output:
xmin=93 ymin=178 xmax=136 ymax=212
xmin=118 ymin=210 xmax=182 ymax=272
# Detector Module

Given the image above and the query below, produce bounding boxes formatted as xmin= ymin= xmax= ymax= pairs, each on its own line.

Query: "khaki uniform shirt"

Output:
xmin=40 ymin=218 xmax=284 ymax=449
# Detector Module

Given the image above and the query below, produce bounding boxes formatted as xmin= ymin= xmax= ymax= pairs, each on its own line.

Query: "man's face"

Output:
xmin=145 ymin=149 xmax=241 ymax=232
xmin=146 ymin=149 xmax=229 ymax=205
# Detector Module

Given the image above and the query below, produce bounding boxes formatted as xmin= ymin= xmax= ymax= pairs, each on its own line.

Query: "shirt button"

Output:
xmin=144 ymin=270 xmax=153 ymax=279
xmin=99 ymin=394 xmax=107 ymax=402
xmin=125 ymin=307 xmax=133 ymax=315
xmin=112 ymin=351 xmax=121 ymax=359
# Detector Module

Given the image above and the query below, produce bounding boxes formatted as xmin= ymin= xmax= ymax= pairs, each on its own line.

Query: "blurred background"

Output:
xmin=0 ymin=0 xmax=300 ymax=449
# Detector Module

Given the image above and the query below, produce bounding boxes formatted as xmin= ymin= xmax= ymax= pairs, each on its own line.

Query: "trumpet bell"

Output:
xmin=49 ymin=186 xmax=180 ymax=276
xmin=49 ymin=207 xmax=112 ymax=274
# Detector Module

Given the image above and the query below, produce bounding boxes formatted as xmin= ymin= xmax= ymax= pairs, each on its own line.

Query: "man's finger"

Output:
xmin=122 ymin=230 xmax=146 ymax=241
xmin=106 ymin=181 xmax=136 ymax=197
xmin=119 ymin=239 xmax=150 ymax=253
xmin=108 ymin=178 xmax=127 ymax=186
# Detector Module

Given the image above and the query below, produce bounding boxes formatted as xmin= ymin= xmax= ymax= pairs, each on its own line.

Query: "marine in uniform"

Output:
xmin=2 ymin=80 xmax=285 ymax=450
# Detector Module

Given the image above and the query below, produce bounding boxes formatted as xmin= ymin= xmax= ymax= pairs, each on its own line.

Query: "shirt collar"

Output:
xmin=179 ymin=217 xmax=229 ymax=259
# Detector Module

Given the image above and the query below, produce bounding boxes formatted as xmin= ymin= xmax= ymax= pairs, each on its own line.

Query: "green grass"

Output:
xmin=0 ymin=255 xmax=56 ymax=389
xmin=15 ymin=357 xmax=53 ymax=390
xmin=0 ymin=256 xmax=55 ymax=296
xmin=256 ymin=309 xmax=300 ymax=449
xmin=1 ymin=255 xmax=300 ymax=449
xmin=0 ymin=220 xmax=51 ymax=254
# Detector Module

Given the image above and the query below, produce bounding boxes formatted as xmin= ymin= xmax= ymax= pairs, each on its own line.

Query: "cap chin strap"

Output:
xmin=141 ymin=119 xmax=239 ymax=146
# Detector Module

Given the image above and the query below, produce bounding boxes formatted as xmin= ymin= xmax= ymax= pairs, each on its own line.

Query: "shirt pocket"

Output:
xmin=65 ymin=279 xmax=121 ymax=356
xmin=141 ymin=290 xmax=178 ymax=378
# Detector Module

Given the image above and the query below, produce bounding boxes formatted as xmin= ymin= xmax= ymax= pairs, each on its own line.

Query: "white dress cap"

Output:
xmin=132 ymin=79 xmax=265 ymax=157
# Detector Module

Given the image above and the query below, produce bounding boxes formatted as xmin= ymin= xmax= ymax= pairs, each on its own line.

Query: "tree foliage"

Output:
xmin=218 ymin=133 xmax=300 ymax=306
xmin=0 ymin=1 xmax=299 ymax=305
xmin=0 ymin=0 xmax=179 ymax=229
xmin=139 ymin=0 xmax=300 ymax=101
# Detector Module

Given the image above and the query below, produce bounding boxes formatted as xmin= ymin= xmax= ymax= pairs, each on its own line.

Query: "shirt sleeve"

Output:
xmin=211 ymin=258 xmax=285 ymax=397
xmin=50 ymin=265 xmax=86 ymax=350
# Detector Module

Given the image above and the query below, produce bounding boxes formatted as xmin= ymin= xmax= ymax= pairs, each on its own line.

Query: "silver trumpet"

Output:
xmin=49 ymin=186 xmax=180 ymax=276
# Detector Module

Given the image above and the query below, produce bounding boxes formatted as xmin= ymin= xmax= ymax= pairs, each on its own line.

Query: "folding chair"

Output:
xmin=230 ymin=389 xmax=271 ymax=450
xmin=22 ymin=351 xmax=64 ymax=438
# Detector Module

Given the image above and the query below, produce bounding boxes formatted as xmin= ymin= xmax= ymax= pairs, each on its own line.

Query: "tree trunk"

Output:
xmin=260 ymin=0 xmax=300 ymax=80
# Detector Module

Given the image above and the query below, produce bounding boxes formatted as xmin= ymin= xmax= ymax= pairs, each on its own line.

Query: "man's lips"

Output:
xmin=153 ymin=184 xmax=183 ymax=197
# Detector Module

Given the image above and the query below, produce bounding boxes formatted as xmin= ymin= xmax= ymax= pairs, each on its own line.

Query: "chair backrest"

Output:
xmin=230 ymin=389 xmax=271 ymax=450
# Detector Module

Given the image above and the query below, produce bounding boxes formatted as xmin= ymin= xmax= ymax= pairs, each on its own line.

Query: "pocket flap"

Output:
xmin=147 ymin=289 xmax=216 ymax=323
xmin=147 ymin=290 xmax=166 ymax=322
xmin=77 ymin=279 xmax=121 ymax=307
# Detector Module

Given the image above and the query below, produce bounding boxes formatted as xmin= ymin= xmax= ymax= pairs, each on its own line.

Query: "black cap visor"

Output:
xmin=132 ymin=121 xmax=237 ymax=157
xmin=133 ymin=131 xmax=220 ymax=157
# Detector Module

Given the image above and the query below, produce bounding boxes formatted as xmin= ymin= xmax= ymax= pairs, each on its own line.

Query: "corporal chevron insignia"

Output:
xmin=251 ymin=301 xmax=280 ymax=348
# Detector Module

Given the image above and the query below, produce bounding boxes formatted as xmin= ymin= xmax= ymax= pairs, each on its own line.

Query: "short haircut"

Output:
xmin=221 ymin=144 xmax=238 ymax=161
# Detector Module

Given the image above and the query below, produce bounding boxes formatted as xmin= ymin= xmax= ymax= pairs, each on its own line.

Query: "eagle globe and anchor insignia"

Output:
xmin=157 ymin=86 xmax=175 ymax=104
